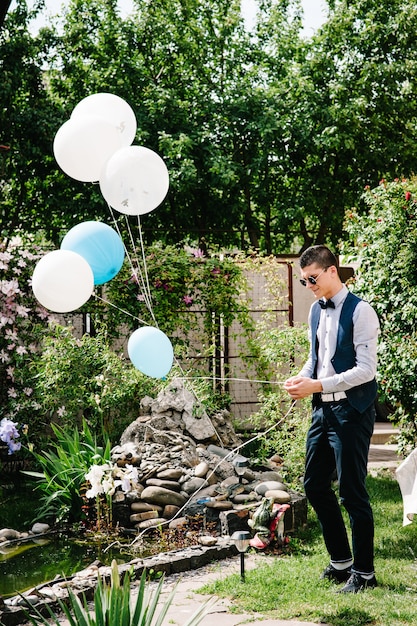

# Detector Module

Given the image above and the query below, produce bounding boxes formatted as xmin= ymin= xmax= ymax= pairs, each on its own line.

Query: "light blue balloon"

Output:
xmin=61 ymin=221 xmax=124 ymax=285
xmin=128 ymin=326 xmax=174 ymax=379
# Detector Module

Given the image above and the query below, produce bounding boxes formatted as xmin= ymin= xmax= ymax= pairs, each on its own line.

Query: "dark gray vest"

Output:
xmin=310 ymin=292 xmax=377 ymax=413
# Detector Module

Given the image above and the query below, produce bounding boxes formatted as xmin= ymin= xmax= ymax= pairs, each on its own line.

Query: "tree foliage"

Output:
xmin=290 ymin=0 xmax=417 ymax=250
xmin=2 ymin=0 xmax=417 ymax=252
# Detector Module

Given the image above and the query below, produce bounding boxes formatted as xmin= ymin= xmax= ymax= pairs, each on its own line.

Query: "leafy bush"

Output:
xmin=25 ymin=419 xmax=111 ymax=524
xmin=101 ymin=242 xmax=251 ymax=348
xmin=343 ymin=176 xmax=417 ymax=453
xmin=32 ymin=321 xmax=162 ymax=444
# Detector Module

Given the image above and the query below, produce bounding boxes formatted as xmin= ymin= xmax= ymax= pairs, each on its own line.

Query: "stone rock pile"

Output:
xmin=110 ymin=378 xmax=301 ymax=536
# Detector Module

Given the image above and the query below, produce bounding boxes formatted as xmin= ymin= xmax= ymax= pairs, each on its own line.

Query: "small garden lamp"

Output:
xmin=233 ymin=455 xmax=249 ymax=483
xmin=231 ymin=530 xmax=251 ymax=582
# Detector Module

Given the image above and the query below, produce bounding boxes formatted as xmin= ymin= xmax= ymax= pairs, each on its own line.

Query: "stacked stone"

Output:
xmin=110 ymin=378 xmax=297 ymax=535
xmin=112 ymin=439 xmax=291 ymax=533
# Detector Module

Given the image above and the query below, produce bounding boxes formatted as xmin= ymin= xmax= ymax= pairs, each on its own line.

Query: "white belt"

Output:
xmin=321 ymin=391 xmax=347 ymax=402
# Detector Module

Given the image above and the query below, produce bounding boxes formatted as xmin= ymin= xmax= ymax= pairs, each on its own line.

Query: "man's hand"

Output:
xmin=283 ymin=376 xmax=323 ymax=399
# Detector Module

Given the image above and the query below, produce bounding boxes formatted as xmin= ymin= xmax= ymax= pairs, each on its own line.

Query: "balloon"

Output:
xmin=32 ymin=250 xmax=94 ymax=313
xmin=128 ymin=327 xmax=174 ymax=378
xmin=61 ymin=221 xmax=125 ymax=285
xmin=99 ymin=146 xmax=169 ymax=216
xmin=53 ymin=115 xmax=123 ymax=182
xmin=71 ymin=93 xmax=137 ymax=147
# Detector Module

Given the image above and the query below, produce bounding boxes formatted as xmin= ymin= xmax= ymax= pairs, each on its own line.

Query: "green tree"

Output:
xmin=4 ymin=0 xmax=417 ymax=253
xmin=0 ymin=0 xmax=69 ymax=242
xmin=44 ymin=0 xmax=304 ymax=252
xmin=282 ymin=0 xmax=417 ymax=250
xmin=1 ymin=0 xmax=308 ymax=251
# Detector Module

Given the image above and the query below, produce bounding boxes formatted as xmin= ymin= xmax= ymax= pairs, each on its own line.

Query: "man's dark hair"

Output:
xmin=299 ymin=245 xmax=339 ymax=270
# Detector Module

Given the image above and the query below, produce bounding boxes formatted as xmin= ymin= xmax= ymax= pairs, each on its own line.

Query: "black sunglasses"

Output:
xmin=299 ymin=267 xmax=328 ymax=287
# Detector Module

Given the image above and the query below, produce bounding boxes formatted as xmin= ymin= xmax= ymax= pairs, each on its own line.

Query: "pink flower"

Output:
xmin=16 ymin=305 xmax=30 ymax=317
xmin=183 ymin=295 xmax=193 ymax=306
xmin=5 ymin=330 xmax=18 ymax=342
xmin=191 ymin=248 xmax=205 ymax=258
xmin=7 ymin=388 xmax=17 ymax=398
xmin=16 ymin=346 xmax=28 ymax=356
xmin=0 ymin=279 xmax=20 ymax=297
xmin=405 ymin=191 xmax=412 ymax=201
xmin=36 ymin=307 xmax=50 ymax=320
xmin=0 ymin=315 xmax=14 ymax=327
xmin=0 ymin=350 xmax=10 ymax=363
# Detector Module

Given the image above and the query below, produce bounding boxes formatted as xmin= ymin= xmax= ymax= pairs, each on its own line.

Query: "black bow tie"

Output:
xmin=319 ymin=299 xmax=335 ymax=309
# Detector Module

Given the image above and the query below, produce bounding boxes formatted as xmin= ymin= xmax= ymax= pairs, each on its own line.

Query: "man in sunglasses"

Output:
xmin=284 ymin=244 xmax=380 ymax=593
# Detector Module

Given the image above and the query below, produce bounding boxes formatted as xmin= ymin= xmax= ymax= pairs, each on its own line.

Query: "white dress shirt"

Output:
xmin=299 ymin=285 xmax=380 ymax=393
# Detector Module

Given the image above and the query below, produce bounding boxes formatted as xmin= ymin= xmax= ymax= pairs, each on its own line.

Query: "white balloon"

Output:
xmin=53 ymin=115 xmax=123 ymax=182
xmin=72 ymin=93 xmax=137 ymax=147
xmin=99 ymin=146 xmax=169 ymax=216
xmin=32 ymin=250 xmax=94 ymax=313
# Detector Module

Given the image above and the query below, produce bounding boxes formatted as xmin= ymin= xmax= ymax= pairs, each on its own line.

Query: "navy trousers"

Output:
xmin=304 ymin=399 xmax=376 ymax=574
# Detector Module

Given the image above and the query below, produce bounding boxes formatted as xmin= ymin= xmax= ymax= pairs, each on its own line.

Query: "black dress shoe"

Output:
xmin=320 ymin=564 xmax=351 ymax=583
xmin=337 ymin=572 xmax=378 ymax=593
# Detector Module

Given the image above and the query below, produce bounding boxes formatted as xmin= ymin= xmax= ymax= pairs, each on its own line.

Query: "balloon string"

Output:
xmin=136 ymin=215 xmax=154 ymax=322
xmin=107 ymin=204 xmax=154 ymax=317
xmin=123 ymin=214 xmax=155 ymax=320
xmin=93 ymin=293 xmax=150 ymax=326
xmin=180 ymin=375 xmax=286 ymax=385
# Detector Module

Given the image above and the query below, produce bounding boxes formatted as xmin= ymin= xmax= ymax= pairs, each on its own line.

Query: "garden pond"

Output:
xmin=0 ymin=478 xmax=143 ymax=599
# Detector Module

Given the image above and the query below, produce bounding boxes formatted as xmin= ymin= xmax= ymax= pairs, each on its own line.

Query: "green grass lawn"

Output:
xmin=200 ymin=471 xmax=417 ymax=626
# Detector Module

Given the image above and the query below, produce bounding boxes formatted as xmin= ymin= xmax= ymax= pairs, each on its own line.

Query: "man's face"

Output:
xmin=300 ymin=263 xmax=337 ymax=300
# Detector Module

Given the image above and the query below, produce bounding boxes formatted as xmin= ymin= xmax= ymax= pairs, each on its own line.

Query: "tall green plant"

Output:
xmin=21 ymin=560 xmax=214 ymax=626
xmin=343 ymin=176 xmax=417 ymax=453
xmin=25 ymin=419 xmax=111 ymax=524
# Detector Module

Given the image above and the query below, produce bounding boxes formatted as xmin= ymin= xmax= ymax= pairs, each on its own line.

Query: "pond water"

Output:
xmin=0 ymin=534 xmax=131 ymax=598
xmin=0 ymin=477 xmax=134 ymax=598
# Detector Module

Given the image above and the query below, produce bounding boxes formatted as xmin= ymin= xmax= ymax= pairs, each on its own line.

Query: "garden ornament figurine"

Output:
xmin=284 ymin=245 xmax=380 ymax=593
xmin=248 ymin=497 xmax=290 ymax=549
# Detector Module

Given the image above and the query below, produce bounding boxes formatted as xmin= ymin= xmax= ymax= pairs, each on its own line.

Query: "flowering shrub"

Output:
xmin=103 ymin=242 xmax=250 ymax=349
xmin=0 ymin=235 xmax=252 ymax=452
xmin=0 ymin=235 xmax=56 ymax=439
xmin=343 ymin=177 xmax=417 ymax=452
